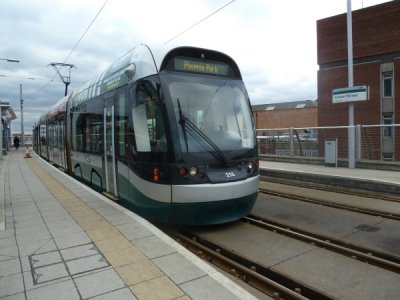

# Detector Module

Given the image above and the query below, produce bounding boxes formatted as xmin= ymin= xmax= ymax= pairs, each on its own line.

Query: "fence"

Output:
xmin=257 ymin=124 xmax=400 ymax=163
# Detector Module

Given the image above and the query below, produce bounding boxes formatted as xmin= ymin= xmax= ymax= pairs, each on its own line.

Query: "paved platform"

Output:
xmin=0 ymin=150 xmax=256 ymax=300
xmin=259 ymin=160 xmax=400 ymax=194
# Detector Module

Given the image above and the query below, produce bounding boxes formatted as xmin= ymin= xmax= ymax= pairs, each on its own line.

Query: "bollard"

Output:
xmin=24 ymin=148 xmax=31 ymax=158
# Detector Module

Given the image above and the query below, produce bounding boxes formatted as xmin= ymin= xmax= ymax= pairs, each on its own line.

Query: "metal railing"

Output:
xmin=257 ymin=124 xmax=400 ymax=163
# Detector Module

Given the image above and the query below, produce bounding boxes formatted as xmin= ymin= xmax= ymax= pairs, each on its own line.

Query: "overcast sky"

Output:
xmin=0 ymin=0 xmax=391 ymax=134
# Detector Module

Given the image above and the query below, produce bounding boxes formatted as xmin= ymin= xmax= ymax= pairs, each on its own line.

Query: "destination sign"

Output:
xmin=174 ymin=58 xmax=229 ymax=76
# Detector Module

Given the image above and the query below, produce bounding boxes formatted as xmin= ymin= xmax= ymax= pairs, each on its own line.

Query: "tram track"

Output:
xmin=261 ymin=176 xmax=400 ymax=203
xmin=158 ymin=178 xmax=400 ymax=299
xmin=163 ymin=226 xmax=325 ymax=300
xmin=245 ymin=215 xmax=400 ymax=274
xmin=259 ymin=185 xmax=400 ymax=222
xmin=162 ymin=210 xmax=400 ymax=300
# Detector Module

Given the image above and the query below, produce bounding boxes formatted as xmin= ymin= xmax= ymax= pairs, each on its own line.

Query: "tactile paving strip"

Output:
xmin=26 ymin=158 xmax=187 ymax=299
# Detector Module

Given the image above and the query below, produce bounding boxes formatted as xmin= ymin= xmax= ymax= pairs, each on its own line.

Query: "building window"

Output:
xmin=383 ymin=71 xmax=393 ymax=98
xmin=383 ymin=114 xmax=393 ymax=137
xmin=382 ymin=153 xmax=393 ymax=161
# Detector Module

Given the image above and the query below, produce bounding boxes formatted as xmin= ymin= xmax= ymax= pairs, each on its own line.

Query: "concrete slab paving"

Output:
xmin=1 ymin=292 xmax=26 ymax=300
xmin=104 ymin=212 xmax=137 ymax=226
xmin=25 ymin=279 xmax=80 ymax=300
xmin=196 ymin=222 xmax=316 ymax=267
xmin=116 ymin=222 xmax=154 ymax=241
xmin=60 ymin=243 xmax=100 ymax=261
xmin=17 ymin=238 xmax=57 ymax=258
xmin=180 ymin=275 xmax=242 ymax=300
xmin=153 ymin=252 xmax=207 ymax=285
xmin=0 ymin=258 xmax=21 ymax=277
xmin=260 ymin=160 xmax=400 ymax=187
xmin=22 ymin=270 xmax=71 ymax=292
xmin=0 ymin=150 xmax=257 ymax=300
xmin=31 ymin=250 xmax=63 ymax=268
xmin=0 ymin=244 xmax=19 ymax=262
xmin=0 ymin=273 xmax=25 ymax=298
xmin=253 ymin=194 xmax=400 ymax=260
xmin=0 ymin=158 xmax=6 ymax=231
xmin=272 ymin=247 xmax=400 ymax=300
xmin=134 ymin=235 xmax=176 ymax=259
xmin=90 ymin=288 xmax=138 ymax=300
xmin=73 ymin=268 xmax=125 ymax=299
xmin=33 ymin=262 xmax=69 ymax=284
xmin=346 ymin=218 xmax=400 ymax=257
xmin=53 ymin=230 xmax=91 ymax=249
xmin=0 ymin=236 xmax=17 ymax=250
xmin=66 ymin=253 xmax=109 ymax=275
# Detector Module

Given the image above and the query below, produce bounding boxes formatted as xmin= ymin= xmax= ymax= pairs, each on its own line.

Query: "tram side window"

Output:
xmin=57 ymin=118 xmax=64 ymax=150
xmin=72 ymin=112 xmax=102 ymax=154
xmin=85 ymin=114 xmax=102 ymax=154
xmin=116 ymin=91 xmax=127 ymax=158
xmin=40 ymin=124 xmax=47 ymax=145
xmin=48 ymin=125 xmax=53 ymax=148
xmin=72 ymin=112 xmax=85 ymax=152
xmin=131 ymin=80 xmax=166 ymax=153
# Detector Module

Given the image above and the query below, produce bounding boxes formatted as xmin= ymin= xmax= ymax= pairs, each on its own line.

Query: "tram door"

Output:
xmin=104 ymin=99 xmax=118 ymax=197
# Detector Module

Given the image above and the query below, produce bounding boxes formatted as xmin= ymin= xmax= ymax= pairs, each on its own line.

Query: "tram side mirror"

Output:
xmin=124 ymin=64 xmax=136 ymax=81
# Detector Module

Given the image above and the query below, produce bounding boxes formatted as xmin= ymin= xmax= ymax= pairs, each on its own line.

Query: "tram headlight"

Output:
xmin=247 ymin=161 xmax=253 ymax=173
xmin=189 ymin=166 xmax=198 ymax=176
xmin=247 ymin=160 xmax=259 ymax=173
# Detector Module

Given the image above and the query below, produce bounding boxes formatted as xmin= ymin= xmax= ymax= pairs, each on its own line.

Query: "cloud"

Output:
xmin=0 ymin=0 xmax=391 ymax=133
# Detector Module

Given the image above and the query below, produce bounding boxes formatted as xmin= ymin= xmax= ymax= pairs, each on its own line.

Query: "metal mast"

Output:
xmin=49 ymin=63 xmax=76 ymax=96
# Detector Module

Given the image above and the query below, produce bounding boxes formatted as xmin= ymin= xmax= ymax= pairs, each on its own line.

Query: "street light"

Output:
xmin=0 ymin=57 xmax=20 ymax=160
xmin=0 ymin=58 xmax=20 ymax=63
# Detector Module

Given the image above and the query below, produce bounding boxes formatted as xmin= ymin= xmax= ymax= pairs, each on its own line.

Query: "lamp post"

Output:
xmin=20 ymin=84 xmax=24 ymax=147
xmin=0 ymin=58 xmax=20 ymax=63
xmin=0 ymin=57 xmax=20 ymax=160
xmin=347 ymin=0 xmax=355 ymax=169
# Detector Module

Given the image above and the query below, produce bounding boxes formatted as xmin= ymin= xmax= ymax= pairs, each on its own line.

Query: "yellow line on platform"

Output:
xmin=26 ymin=158 xmax=187 ymax=300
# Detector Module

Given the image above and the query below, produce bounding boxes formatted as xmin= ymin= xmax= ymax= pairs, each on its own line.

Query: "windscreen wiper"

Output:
xmin=177 ymin=98 xmax=189 ymax=152
xmin=177 ymin=99 xmax=230 ymax=167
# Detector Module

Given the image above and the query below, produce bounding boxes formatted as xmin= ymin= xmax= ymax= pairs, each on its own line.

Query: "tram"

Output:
xmin=33 ymin=45 xmax=259 ymax=225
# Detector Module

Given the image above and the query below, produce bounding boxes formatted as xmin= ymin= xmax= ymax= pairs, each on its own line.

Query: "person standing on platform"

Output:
xmin=13 ymin=135 xmax=20 ymax=150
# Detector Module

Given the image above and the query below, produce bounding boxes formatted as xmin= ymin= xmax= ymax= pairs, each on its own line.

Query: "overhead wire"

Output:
xmin=26 ymin=0 xmax=109 ymax=100
xmin=164 ymin=0 xmax=236 ymax=45
xmin=27 ymin=0 xmax=233 ymax=100
xmin=63 ymin=0 xmax=109 ymax=64
xmin=117 ymin=1 xmax=237 ymax=63
xmin=0 ymin=74 xmax=62 ymax=82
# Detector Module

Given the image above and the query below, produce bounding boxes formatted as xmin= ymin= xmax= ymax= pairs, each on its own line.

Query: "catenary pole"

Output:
xmin=20 ymin=84 xmax=24 ymax=147
xmin=0 ymin=58 xmax=19 ymax=159
xmin=347 ymin=0 xmax=355 ymax=168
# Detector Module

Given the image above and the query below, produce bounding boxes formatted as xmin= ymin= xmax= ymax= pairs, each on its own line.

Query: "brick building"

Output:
xmin=317 ymin=1 xmax=400 ymax=161
xmin=252 ymin=100 xmax=318 ymax=129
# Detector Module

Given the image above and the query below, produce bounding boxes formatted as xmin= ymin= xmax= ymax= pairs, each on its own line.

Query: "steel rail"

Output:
xmin=170 ymin=231 xmax=309 ymax=300
xmin=262 ymin=176 xmax=400 ymax=203
xmin=245 ymin=216 xmax=400 ymax=274
xmin=259 ymin=188 xmax=400 ymax=222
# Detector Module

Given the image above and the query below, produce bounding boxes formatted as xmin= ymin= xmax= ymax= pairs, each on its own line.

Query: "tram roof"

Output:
xmin=69 ymin=44 xmax=240 ymax=108
xmin=71 ymin=44 xmax=158 ymax=107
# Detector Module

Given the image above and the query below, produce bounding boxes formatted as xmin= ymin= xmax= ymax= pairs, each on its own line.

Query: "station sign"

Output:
xmin=332 ymin=86 xmax=369 ymax=103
